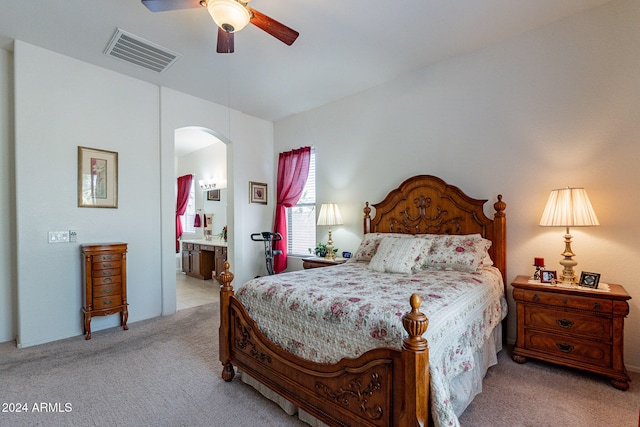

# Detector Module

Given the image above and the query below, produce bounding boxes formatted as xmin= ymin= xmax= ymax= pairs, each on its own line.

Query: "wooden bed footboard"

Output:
xmin=218 ymin=262 xmax=431 ymax=427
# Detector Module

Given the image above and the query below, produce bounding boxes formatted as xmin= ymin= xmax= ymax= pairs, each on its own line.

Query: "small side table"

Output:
xmin=511 ymin=275 xmax=631 ymax=390
xmin=302 ymin=257 xmax=347 ymax=269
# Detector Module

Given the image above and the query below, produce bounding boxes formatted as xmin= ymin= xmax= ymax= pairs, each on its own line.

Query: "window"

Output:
xmin=286 ymin=150 xmax=316 ymax=256
xmin=181 ymin=179 xmax=196 ymax=234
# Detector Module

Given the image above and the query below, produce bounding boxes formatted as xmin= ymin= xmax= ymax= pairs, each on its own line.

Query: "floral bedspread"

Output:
xmin=235 ymin=262 xmax=507 ymax=427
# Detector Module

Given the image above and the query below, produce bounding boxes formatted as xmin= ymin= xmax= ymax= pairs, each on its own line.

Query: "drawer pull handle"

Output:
xmin=562 ymin=298 xmax=568 ymax=305
xmin=594 ymin=302 xmax=602 ymax=310
xmin=103 ymin=300 xmax=112 ymax=305
xmin=103 ymin=278 xmax=112 ymax=283
xmin=103 ymin=263 xmax=113 ymax=268
xmin=556 ymin=343 xmax=574 ymax=353
xmin=102 ymin=288 xmax=113 ymax=294
xmin=532 ymin=294 xmax=540 ymax=302
xmin=556 ymin=319 xmax=574 ymax=328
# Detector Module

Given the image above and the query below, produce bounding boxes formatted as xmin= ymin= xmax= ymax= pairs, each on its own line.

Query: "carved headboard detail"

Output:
xmin=363 ymin=175 xmax=507 ymax=282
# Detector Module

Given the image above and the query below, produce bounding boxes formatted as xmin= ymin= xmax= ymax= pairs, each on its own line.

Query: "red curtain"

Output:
xmin=176 ymin=174 xmax=193 ymax=252
xmin=273 ymin=147 xmax=311 ymax=273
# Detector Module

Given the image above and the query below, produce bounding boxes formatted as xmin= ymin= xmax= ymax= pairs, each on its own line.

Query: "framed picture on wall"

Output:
xmin=249 ymin=181 xmax=267 ymax=204
xmin=78 ymin=146 xmax=118 ymax=208
xmin=207 ymin=189 xmax=220 ymax=201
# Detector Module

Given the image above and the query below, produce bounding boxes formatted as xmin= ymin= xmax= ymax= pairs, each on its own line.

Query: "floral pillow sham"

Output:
xmin=354 ymin=232 xmax=492 ymax=274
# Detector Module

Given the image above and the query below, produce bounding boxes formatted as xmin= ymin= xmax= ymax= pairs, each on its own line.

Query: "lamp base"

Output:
xmin=325 ymin=228 xmax=335 ymax=260
xmin=557 ymin=228 xmax=578 ymax=285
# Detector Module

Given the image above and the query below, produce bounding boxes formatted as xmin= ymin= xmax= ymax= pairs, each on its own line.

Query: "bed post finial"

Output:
xmin=363 ymin=202 xmax=371 ymax=234
xmin=399 ymin=293 xmax=430 ymax=425
xmin=494 ymin=194 xmax=506 ymax=217
xmin=219 ymin=261 xmax=235 ymax=382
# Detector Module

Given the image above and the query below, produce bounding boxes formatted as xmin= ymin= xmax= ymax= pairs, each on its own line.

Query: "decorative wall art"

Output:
xmin=249 ymin=181 xmax=267 ymax=204
xmin=78 ymin=146 xmax=118 ymax=208
xmin=207 ymin=189 xmax=221 ymax=201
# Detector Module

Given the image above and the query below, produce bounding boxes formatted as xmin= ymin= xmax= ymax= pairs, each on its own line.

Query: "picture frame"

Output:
xmin=207 ymin=189 xmax=221 ymax=201
xmin=78 ymin=146 xmax=118 ymax=208
xmin=540 ymin=270 xmax=557 ymax=284
xmin=579 ymin=271 xmax=601 ymax=289
xmin=249 ymin=181 xmax=267 ymax=204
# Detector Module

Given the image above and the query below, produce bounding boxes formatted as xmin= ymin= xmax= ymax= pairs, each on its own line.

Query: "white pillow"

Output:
xmin=352 ymin=233 xmax=414 ymax=262
xmin=369 ymin=236 xmax=427 ymax=274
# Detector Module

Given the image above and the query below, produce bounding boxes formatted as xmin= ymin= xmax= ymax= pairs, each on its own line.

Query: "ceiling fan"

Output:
xmin=141 ymin=0 xmax=299 ymax=54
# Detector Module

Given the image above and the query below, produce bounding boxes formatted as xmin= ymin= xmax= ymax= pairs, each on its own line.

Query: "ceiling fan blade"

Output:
xmin=217 ymin=27 xmax=235 ymax=53
xmin=249 ymin=9 xmax=299 ymax=46
xmin=141 ymin=0 xmax=204 ymax=12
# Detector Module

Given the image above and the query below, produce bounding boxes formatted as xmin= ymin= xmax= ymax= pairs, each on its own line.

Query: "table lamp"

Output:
xmin=317 ymin=203 xmax=343 ymax=260
xmin=539 ymin=187 xmax=599 ymax=285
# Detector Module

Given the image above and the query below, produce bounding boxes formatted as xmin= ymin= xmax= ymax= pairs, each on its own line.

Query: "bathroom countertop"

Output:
xmin=180 ymin=238 xmax=227 ymax=247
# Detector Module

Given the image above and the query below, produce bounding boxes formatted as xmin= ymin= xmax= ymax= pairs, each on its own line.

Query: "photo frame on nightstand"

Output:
xmin=579 ymin=271 xmax=601 ymax=289
xmin=540 ymin=270 xmax=557 ymax=283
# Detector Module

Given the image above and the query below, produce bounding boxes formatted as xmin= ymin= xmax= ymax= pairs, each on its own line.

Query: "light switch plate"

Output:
xmin=48 ymin=231 xmax=70 ymax=243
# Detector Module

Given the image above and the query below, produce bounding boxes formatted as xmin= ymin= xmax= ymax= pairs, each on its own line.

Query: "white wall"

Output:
xmin=0 ymin=47 xmax=14 ymax=342
xmin=274 ymin=0 xmax=640 ymax=370
xmin=13 ymin=41 xmax=162 ymax=346
xmin=0 ymin=41 xmax=275 ymax=346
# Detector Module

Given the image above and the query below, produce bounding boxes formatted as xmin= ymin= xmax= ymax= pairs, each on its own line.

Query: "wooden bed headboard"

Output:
xmin=363 ymin=175 xmax=507 ymax=282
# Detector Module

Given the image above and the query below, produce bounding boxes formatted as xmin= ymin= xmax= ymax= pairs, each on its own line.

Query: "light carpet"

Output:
xmin=0 ymin=303 xmax=637 ymax=427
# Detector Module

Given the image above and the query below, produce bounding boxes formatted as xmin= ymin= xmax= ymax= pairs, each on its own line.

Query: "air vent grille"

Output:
xmin=105 ymin=28 xmax=181 ymax=73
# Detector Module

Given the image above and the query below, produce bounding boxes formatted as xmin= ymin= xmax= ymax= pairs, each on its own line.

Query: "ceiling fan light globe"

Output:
xmin=207 ymin=0 xmax=250 ymax=33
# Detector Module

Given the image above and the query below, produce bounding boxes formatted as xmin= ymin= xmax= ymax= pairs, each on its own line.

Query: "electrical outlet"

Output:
xmin=69 ymin=230 xmax=77 ymax=242
xmin=48 ymin=231 xmax=70 ymax=243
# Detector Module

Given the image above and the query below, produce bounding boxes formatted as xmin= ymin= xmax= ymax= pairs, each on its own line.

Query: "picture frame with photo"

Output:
xmin=540 ymin=270 xmax=557 ymax=284
xmin=78 ymin=146 xmax=118 ymax=208
xmin=579 ymin=271 xmax=601 ymax=289
xmin=249 ymin=181 xmax=267 ymax=204
xmin=207 ymin=189 xmax=221 ymax=201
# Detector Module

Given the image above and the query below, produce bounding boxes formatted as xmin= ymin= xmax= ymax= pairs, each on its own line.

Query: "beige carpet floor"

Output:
xmin=0 ymin=303 xmax=638 ymax=427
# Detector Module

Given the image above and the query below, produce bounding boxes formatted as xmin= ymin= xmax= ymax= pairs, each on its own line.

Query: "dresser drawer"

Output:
xmin=93 ymin=254 xmax=121 ymax=262
xmin=92 ymin=260 xmax=122 ymax=271
xmin=92 ymin=268 xmax=121 ymax=278
xmin=525 ymin=306 xmax=612 ymax=340
xmin=94 ymin=283 xmax=120 ymax=297
xmin=93 ymin=294 xmax=123 ymax=310
xmin=92 ymin=275 xmax=121 ymax=286
xmin=523 ymin=290 xmax=612 ymax=313
xmin=525 ymin=330 xmax=611 ymax=368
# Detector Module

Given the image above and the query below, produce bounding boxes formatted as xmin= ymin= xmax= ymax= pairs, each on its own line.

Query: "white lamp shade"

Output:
xmin=539 ymin=187 xmax=599 ymax=227
xmin=207 ymin=0 xmax=251 ymax=33
xmin=317 ymin=203 xmax=343 ymax=226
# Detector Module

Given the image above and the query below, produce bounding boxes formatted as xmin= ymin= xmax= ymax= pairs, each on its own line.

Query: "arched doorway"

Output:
xmin=174 ymin=126 xmax=229 ymax=310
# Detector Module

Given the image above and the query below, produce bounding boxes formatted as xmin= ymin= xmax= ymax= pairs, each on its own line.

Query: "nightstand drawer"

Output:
xmin=525 ymin=306 xmax=612 ymax=340
xmin=523 ymin=290 xmax=612 ymax=313
xmin=93 ymin=294 xmax=123 ymax=310
xmin=525 ymin=330 xmax=611 ymax=367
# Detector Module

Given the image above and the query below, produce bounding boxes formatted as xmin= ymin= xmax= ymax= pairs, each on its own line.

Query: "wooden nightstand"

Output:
xmin=511 ymin=275 xmax=631 ymax=390
xmin=302 ymin=257 xmax=347 ymax=269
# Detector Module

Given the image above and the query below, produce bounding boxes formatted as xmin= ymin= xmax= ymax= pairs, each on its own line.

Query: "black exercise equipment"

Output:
xmin=251 ymin=232 xmax=283 ymax=276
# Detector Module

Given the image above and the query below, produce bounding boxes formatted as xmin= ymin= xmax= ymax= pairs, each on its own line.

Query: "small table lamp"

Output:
xmin=317 ymin=203 xmax=343 ymax=260
xmin=539 ymin=187 xmax=599 ymax=285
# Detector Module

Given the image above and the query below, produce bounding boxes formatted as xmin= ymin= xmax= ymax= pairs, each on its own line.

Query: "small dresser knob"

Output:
xmin=556 ymin=319 xmax=574 ymax=328
xmin=594 ymin=302 xmax=602 ymax=310
xmin=562 ymin=298 xmax=568 ymax=305
xmin=533 ymin=294 xmax=540 ymax=302
xmin=556 ymin=343 xmax=574 ymax=353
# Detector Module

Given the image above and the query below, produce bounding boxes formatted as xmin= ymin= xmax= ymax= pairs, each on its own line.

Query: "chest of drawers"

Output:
xmin=511 ymin=275 xmax=631 ymax=390
xmin=81 ymin=243 xmax=128 ymax=340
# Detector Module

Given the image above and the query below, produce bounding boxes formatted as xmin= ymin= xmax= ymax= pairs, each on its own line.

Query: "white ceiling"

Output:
xmin=0 ymin=0 xmax=613 ymax=123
